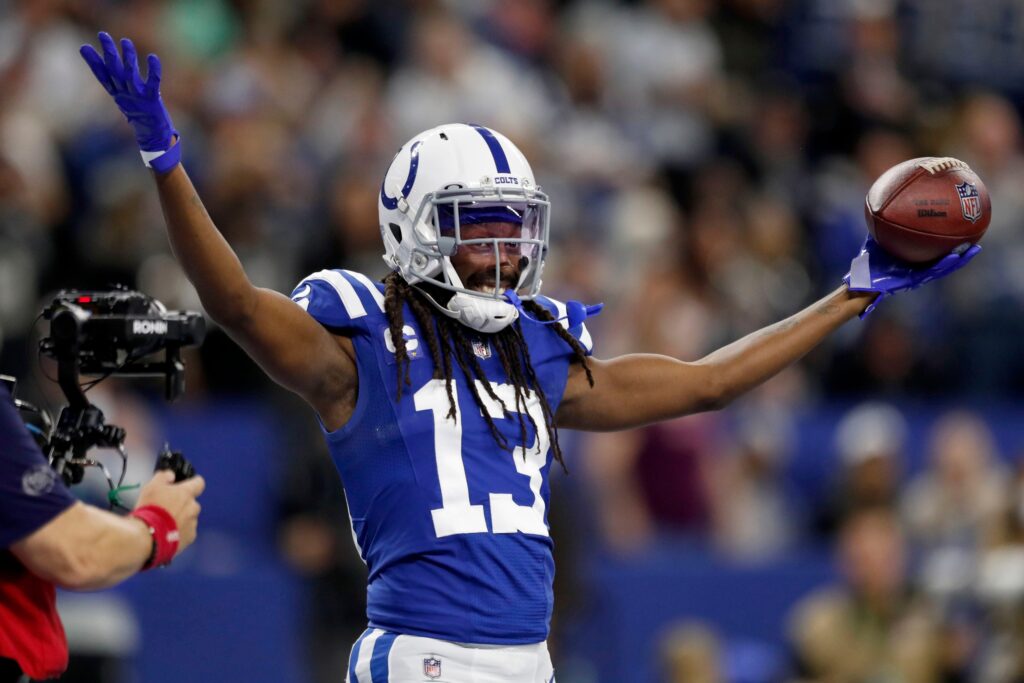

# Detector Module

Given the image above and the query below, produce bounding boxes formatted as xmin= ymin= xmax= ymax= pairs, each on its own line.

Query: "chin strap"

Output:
xmin=503 ymin=290 xmax=603 ymax=328
xmin=445 ymin=292 xmax=520 ymax=333
xmin=415 ymin=275 xmax=604 ymax=334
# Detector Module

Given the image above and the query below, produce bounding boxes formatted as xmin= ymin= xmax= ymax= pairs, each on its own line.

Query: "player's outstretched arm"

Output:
xmin=80 ymin=33 xmax=355 ymax=422
xmin=557 ymin=285 xmax=873 ymax=432
xmin=559 ymin=237 xmax=980 ymax=432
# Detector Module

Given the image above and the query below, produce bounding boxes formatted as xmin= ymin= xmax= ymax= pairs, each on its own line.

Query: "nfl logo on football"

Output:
xmin=955 ymin=181 xmax=982 ymax=223
xmin=423 ymin=657 xmax=442 ymax=679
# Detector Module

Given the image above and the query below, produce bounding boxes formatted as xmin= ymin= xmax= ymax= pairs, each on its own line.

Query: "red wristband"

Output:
xmin=130 ymin=505 xmax=180 ymax=570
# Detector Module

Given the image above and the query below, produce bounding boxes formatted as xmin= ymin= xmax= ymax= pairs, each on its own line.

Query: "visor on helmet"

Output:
xmin=436 ymin=203 xmax=524 ymax=229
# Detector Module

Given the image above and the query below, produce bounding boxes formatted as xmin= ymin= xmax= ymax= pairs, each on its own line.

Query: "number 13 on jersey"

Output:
xmin=414 ymin=379 xmax=550 ymax=538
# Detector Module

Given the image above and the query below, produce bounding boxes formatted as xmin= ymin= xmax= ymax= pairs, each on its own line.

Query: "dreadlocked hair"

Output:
xmin=382 ymin=271 xmax=593 ymax=472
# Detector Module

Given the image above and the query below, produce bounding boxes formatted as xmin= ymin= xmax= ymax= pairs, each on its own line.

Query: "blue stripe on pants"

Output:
xmin=370 ymin=632 xmax=398 ymax=682
xmin=348 ymin=630 xmax=371 ymax=683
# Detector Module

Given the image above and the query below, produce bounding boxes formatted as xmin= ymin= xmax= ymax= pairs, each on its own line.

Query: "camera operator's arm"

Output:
xmin=80 ymin=34 xmax=356 ymax=429
xmin=1 ymin=387 xmax=205 ymax=590
xmin=10 ymin=472 xmax=204 ymax=591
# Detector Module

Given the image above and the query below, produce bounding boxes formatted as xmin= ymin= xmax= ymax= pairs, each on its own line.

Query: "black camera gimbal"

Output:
xmin=5 ymin=287 xmax=206 ymax=499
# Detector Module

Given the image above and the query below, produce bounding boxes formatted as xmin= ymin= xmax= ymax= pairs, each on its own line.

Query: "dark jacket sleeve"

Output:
xmin=0 ymin=387 xmax=75 ymax=549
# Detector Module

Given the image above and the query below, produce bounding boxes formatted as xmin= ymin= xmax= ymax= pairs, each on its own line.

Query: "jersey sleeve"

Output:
xmin=290 ymin=269 xmax=387 ymax=336
xmin=0 ymin=387 xmax=76 ymax=549
xmin=534 ymin=296 xmax=595 ymax=356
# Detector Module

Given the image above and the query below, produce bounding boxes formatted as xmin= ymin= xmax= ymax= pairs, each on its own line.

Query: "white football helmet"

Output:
xmin=379 ymin=123 xmax=550 ymax=333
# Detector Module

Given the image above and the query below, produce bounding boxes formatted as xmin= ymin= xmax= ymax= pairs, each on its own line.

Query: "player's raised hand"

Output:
xmin=844 ymin=236 xmax=981 ymax=316
xmin=80 ymin=32 xmax=181 ymax=174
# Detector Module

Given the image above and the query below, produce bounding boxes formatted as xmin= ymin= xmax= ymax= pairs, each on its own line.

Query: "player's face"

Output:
xmin=450 ymin=221 xmax=525 ymax=294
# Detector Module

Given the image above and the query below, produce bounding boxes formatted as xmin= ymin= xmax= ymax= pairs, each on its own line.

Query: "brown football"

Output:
xmin=864 ymin=157 xmax=991 ymax=263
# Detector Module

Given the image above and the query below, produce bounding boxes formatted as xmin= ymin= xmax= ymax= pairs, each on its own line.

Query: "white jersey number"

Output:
xmin=414 ymin=379 xmax=550 ymax=538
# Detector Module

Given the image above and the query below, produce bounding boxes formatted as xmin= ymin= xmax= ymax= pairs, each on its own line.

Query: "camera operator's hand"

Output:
xmin=135 ymin=470 xmax=205 ymax=556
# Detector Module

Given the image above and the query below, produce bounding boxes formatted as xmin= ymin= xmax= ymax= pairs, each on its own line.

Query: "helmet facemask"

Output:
xmin=402 ymin=184 xmax=550 ymax=331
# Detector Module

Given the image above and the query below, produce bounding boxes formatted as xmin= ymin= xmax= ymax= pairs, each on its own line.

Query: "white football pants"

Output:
xmin=345 ymin=628 xmax=555 ymax=683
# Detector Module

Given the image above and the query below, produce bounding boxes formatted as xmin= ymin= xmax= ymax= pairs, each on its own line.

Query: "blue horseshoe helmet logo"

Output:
xmin=380 ymin=141 xmax=422 ymax=210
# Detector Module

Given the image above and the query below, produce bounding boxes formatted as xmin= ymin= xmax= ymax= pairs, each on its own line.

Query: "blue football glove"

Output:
xmin=844 ymin=237 xmax=981 ymax=317
xmin=80 ymin=32 xmax=181 ymax=173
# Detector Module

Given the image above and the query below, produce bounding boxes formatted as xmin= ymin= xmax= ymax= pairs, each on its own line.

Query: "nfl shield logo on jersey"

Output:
xmin=955 ymin=181 xmax=982 ymax=223
xmin=424 ymin=657 xmax=442 ymax=679
xmin=471 ymin=339 xmax=492 ymax=360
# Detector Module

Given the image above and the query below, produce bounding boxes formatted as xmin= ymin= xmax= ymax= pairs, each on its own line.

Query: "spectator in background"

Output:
xmin=905 ymin=410 xmax=1008 ymax=628
xmin=385 ymin=7 xmax=554 ymax=145
xmin=824 ymin=305 xmax=948 ymax=397
xmin=903 ymin=411 xmax=1007 ymax=551
xmin=583 ymin=408 xmax=720 ymax=553
xmin=836 ymin=0 xmax=916 ymax=130
xmin=661 ymin=621 xmax=724 ymax=683
xmin=579 ymin=0 xmax=724 ymax=170
xmin=787 ymin=506 xmax=941 ymax=683
xmin=972 ymin=460 xmax=1024 ymax=683
xmin=709 ymin=405 xmax=803 ymax=561
xmin=720 ymin=193 xmax=812 ymax=330
xmin=730 ymin=82 xmax=813 ymax=216
xmin=813 ymin=402 xmax=906 ymax=539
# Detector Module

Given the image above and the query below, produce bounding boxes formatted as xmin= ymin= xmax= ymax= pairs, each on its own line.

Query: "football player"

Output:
xmin=81 ymin=33 xmax=978 ymax=683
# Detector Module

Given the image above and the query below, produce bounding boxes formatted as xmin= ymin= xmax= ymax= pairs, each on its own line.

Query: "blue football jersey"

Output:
xmin=290 ymin=270 xmax=593 ymax=645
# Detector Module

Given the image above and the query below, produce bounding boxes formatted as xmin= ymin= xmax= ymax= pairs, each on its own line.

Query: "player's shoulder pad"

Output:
xmin=533 ymin=295 xmax=594 ymax=356
xmin=290 ymin=269 xmax=386 ymax=333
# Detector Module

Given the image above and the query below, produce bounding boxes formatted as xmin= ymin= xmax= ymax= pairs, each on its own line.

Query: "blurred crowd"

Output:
xmin=2 ymin=0 xmax=1024 ymax=682
xmin=639 ymin=403 xmax=1024 ymax=683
